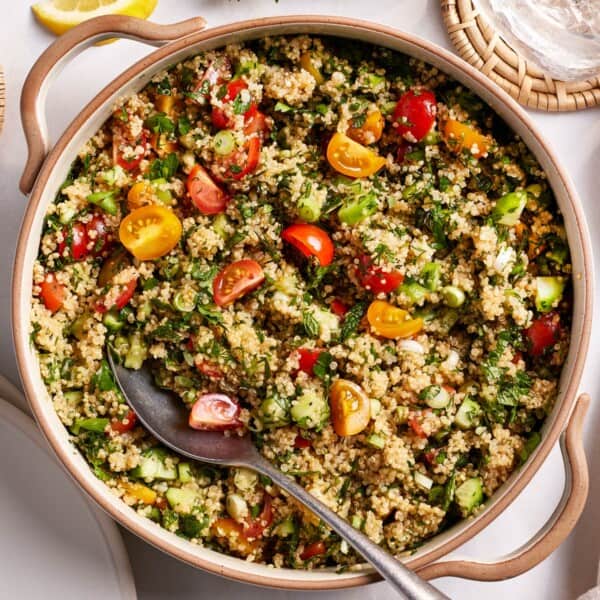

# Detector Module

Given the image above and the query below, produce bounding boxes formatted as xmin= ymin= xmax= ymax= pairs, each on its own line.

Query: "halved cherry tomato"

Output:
xmin=211 ymin=518 xmax=259 ymax=555
xmin=326 ymin=132 xmax=386 ymax=178
xmin=443 ymin=119 xmax=489 ymax=158
xmin=224 ymin=79 xmax=248 ymax=101
xmin=294 ymin=435 xmax=312 ymax=449
xmin=329 ymin=379 xmax=371 ymax=436
xmin=408 ymin=413 xmax=428 ymax=439
xmin=244 ymin=495 xmax=273 ymax=539
xmin=300 ymin=541 xmax=326 ymax=561
xmin=195 ymin=359 xmax=223 ymax=379
xmin=367 ymin=300 xmax=424 ymax=339
xmin=211 ymin=106 xmax=232 ymax=130
xmin=244 ymin=105 xmax=269 ymax=138
xmin=347 ymin=110 xmax=385 ymax=145
xmin=525 ymin=312 xmax=561 ymax=357
xmin=392 ymin=89 xmax=437 ymax=142
xmin=187 ymin=164 xmax=229 ymax=214
xmin=113 ymin=130 xmax=148 ymax=171
xmin=96 ymin=277 xmax=138 ymax=314
xmin=39 ymin=274 xmax=65 ymax=313
xmin=213 ymin=259 xmax=265 ymax=307
xmin=58 ymin=222 xmax=89 ymax=261
xmin=86 ymin=214 xmax=113 ymax=257
xmin=111 ymin=410 xmax=137 ymax=433
xmin=155 ymin=497 xmax=168 ymax=510
xmin=155 ymin=94 xmax=177 ymax=115
xmin=424 ymin=449 xmax=438 ymax=465
xmin=189 ymin=393 xmax=242 ymax=431
xmin=331 ymin=299 xmax=349 ymax=318
xmin=98 ymin=247 xmax=131 ymax=288
xmin=356 ymin=255 xmax=404 ymax=294
xmin=296 ymin=348 xmax=322 ymax=376
xmin=149 ymin=132 xmax=178 ymax=157
xmin=193 ymin=57 xmax=232 ymax=101
xmin=281 ymin=224 xmax=334 ymax=267
xmin=221 ymin=136 xmax=261 ymax=180
xmin=119 ymin=205 xmax=182 ymax=261
xmin=396 ymin=141 xmax=413 ymax=164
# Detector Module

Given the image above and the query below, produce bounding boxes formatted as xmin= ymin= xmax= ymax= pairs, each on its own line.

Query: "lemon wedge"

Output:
xmin=31 ymin=0 xmax=158 ymax=36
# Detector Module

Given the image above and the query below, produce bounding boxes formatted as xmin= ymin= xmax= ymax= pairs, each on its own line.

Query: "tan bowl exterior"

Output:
xmin=12 ymin=16 xmax=593 ymax=590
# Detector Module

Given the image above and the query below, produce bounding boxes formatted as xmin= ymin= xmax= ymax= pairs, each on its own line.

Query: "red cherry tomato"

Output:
xmin=211 ymin=106 xmax=232 ymax=130
xmin=111 ymin=410 xmax=137 ymax=433
xmin=408 ymin=413 xmax=428 ymax=439
xmin=187 ymin=164 xmax=229 ymax=215
xmin=220 ymin=137 xmax=261 ymax=180
xmin=189 ymin=393 xmax=242 ymax=431
xmin=392 ymin=89 xmax=437 ymax=142
xmin=244 ymin=495 xmax=273 ymax=539
xmin=330 ymin=299 xmax=349 ymax=318
xmin=423 ymin=450 xmax=438 ymax=465
xmin=224 ymin=79 xmax=248 ymax=102
xmin=194 ymin=57 xmax=232 ymax=100
xmin=114 ymin=131 xmax=148 ymax=171
xmin=244 ymin=105 xmax=269 ymax=137
xmin=300 ymin=541 xmax=326 ymax=561
xmin=195 ymin=359 xmax=223 ymax=379
xmin=213 ymin=259 xmax=265 ymax=307
xmin=294 ymin=435 xmax=312 ymax=449
xmin=58 ymin=222 xmax=89 ymax=261
xmin=96 ymin=277 xmax=138 ymax=314
xmin=86 ymin=214 xmax=113 ymax=257
xmin=525 ymin=312 xmax=561 ymax=357
xmin=281 ymin=224 xmax=334 ymax=267
xmin=296 ymin=348 xmax=322 ymax=376
xmin=396 ymin=141 xmax=413 ymax=164
xmin=39 ymin=274 xmax=65 ymax=313
xmin=356 ymin=255 xmax=404 ymax=294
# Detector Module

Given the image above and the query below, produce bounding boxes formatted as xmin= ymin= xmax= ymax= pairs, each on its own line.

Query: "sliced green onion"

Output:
xmin=442 ymin=286 xmax=465 ymax=308
xmin=213 ymin=130 xmax=236 ymax=155
xmin=419 ymin=385 xmax=450 ymax=409
xmin=172 ymin=291 xmax=196 ymax=312
xmin=298 ymin=193 xmax=323 ymax=223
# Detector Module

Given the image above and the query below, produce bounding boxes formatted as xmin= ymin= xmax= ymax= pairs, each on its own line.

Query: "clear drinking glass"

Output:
xmin=473 ymin=0 xmax=600 ymax=81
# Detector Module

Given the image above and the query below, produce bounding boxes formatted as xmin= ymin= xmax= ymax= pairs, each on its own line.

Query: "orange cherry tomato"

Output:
xmin=189 ymin=393 xmax=242 ymax=431
xmin=347 ymin=110 xmax=385 ymax=145
xmin=366 ymin=300 xmax=424 ymax=339
xmin=111 ymin=409 xmax=137 ymax=433
xmin=127 ymin=181 xmax=154 ymax=210
xmin=121 ymin=481 xmax=157 ymax=505
xmin=326 ymin=132 xmax=386 ymax=178
xmin=443 ymin=119 xmax=490 ymax=158
xmin=329 ymin=379 xmax=371 ymax=436
xmin=300 ymin=52 xmax=324 ymax=84
xmin=281 ymin=224 xmax=334 ymax=267
xmin=119 ymin=205 xmax=182 ymax=261
xmin=213 ymin=259 xmax=265 ymax=307
xmin=211 ymin=518 xmax=259 ymax=555
xmin=187 ymin=164 xmax=229 ymax=214
xmin=155 ymin=94 xmax=176 ymax=114
xmin=39 ymin=274 xmax=65 ymax=313
xmin=149 ymin=132 xmax=178 ymax=157
xmin=300 ymin=540 xmax=326 ymax=561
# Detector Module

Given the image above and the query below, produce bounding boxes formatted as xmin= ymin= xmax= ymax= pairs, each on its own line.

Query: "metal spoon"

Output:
xmin=108 ymin=355 xmax=450 ymax=600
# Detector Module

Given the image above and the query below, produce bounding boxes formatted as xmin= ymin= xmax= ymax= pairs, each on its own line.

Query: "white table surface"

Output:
xmin=1 ymin=1 xmax=599 ymax=598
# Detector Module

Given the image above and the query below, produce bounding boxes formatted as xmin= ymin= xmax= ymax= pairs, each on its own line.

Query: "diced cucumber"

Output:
xmin=151 ymin=178 xmax=173 ymax=205
xmin=298 ymin=190 xmax=323 ymax=223
xmin=64 ymin=390 xmax=83 ymax=406
xmin=102 ymin=309 xmax=124 ymax=332
xmin=275 ymin=516 xmax=297 ymax=538
xmin=396 ymin=406 xmax=409 ymax=424
xmin=401 ymin=282 xmax=428 ymax=305
xmin=492 ymin=190 xmax=527 ymax=226
xmin=233 ymin=467 xmax=258 ymax=491
xmin=338 ymin=192 xmax=378 ymax=225
xmin=213 ymin=213 xmax=230 ymax=240
xmin=455 ymin=398 xmax=482 ymax=429
xmin=350 ymin=515 xmax=364 ymax=530
xmin=414 ymin=471 xmax=434 ymax=490
xmin=124 ymin=332 xmax=147 ymax=370
xmin=131 ymin=448 xmax=177 ymax=481
xmin=455 ymin=477 xmax=484 ymax=515
xmin=535 ymin=276 xmax=565 ymax=313
xmin=165 ymin=487 xmax=197 ymax=513
xmin=290 ymin=390 xmax=330 ymax=430
xmin=71 ymin=417 xmax=109 ymax=434
xmin=366 ymin=433 xmax=385 ymax=449
xmin=259 ymin=394 xmax=290 ymax=428
xmin=420 ymin=385 xmax=450 ymax=409
xmin=421 ymin=262 xmax=442 ymax=291
xmin=226 ymin=493 xmax=249 ymax=520
xmin=442 ymin=286 xmax=465 ymax=308
xmin=178 ymin=462 xmax=193 ymax=483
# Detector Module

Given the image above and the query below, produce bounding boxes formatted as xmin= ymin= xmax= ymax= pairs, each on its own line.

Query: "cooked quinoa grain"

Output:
xmin=31 ymin=36 xmax=571 ymax=568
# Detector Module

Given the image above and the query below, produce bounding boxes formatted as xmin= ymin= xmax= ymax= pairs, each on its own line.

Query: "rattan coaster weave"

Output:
xmin=441 ymin=0 xmax=600 ymax=111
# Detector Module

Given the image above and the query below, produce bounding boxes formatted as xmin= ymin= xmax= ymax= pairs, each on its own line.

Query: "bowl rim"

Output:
xmin=12 ymin=15 xmax=593 ymax=590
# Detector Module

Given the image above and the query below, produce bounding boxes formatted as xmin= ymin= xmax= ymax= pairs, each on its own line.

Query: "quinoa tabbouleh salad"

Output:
xmin=31 ymin=35 xmax=572 ymax=568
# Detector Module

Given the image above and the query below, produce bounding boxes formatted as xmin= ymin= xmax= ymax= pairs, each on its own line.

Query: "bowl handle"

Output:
xmin=417 ymin=393 xmax=590 ymax=581
xmin=19 ymin=15 xmax=207 ymax=195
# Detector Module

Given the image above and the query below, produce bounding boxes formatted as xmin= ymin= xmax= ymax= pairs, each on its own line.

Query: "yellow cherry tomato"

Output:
xmin=367 ymin=300 xmax=424 ymax=339
xmin=155 ymin=94 xmax=176 ymax=114
xmin=127 ymin=181 xmax=154 ymax=210
xmin=326 ymin=132 xmax=387 ymax=178
xmin=329 ymin=379 xmax=371 ymax=436
xmin=150 ymin=132 xmax=179 ymax=157
xmin=347 ymin=110 xmax=385 ymax=145
xmin=443 ymin=119 xmax=490 ymax=158
xmin=121 ymin=481 xmax=157 ymax=505
xmin=119 ymin=205 xmax=182 ymax=261
xmin=300 ymin=52 xmax=324 ymax=84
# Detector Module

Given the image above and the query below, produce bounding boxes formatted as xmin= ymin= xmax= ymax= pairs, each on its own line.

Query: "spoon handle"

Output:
xmin=251 ymin=456 xmax=450 ymax=600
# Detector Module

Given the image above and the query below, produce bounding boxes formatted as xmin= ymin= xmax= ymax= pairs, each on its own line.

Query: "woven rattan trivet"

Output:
xmin=441 ymin=0 xmax=600 ymax=111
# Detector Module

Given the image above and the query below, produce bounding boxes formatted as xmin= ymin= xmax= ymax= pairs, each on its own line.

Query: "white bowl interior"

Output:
xmin=15 ymin=20 xmax=592 ymax=585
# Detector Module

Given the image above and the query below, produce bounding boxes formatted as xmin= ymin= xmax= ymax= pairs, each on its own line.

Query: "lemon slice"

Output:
xmin=32 ymin=0 xmax=158 ymax=36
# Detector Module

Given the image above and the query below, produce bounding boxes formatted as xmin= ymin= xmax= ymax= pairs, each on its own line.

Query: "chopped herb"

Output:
xmin=145 ymin=113 xmax=175 ymax=136
xmin=148 ymin=153 xmax=179 ymax=180
xmin=339 ymin=301 xmax=367 ymax=342
xmin=302 ymin=311 xmax=320 ymax=338
xmin=313 ymin=351 xmax=333 ymax=381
